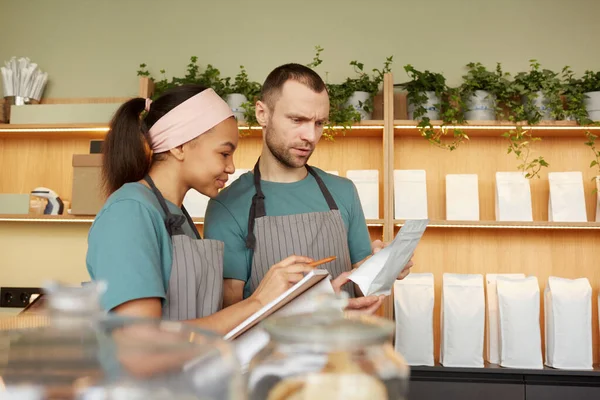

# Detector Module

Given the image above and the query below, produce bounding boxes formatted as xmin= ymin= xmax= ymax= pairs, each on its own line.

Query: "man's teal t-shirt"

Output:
xmin=86 ymin=182 xmax=197 ymax=312
xmin=203 ymin=167 xmax=372 ymax=298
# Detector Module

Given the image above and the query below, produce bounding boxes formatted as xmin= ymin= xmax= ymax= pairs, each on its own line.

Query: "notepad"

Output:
xmin=224 ymin=269 xmax=331 ymax=341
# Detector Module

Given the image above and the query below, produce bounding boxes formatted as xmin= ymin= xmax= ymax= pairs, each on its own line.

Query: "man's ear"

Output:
xmin=255 ymin=100 xmax=270 ymax=127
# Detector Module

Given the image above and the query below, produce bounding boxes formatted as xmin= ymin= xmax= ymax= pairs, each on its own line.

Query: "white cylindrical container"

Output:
xmin=408 ymin=91 xmax=440 ymax=120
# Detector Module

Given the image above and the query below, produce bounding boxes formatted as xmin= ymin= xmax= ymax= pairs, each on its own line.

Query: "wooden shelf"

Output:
xmin=0 ymin=215 xmax=384 ymax=227
xmin=0 ymin=123 xmax=110 ymax=139
xmin=394 ymin=219 xmax=600 ymax=230
xmin=0 ymin=120 xmax=385 ymax=139
xmin=393 ymin=120 xmax=600 ymax=137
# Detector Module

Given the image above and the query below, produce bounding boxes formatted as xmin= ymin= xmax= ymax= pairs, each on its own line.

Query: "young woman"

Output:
xmin=86 ymin=84 xmax=315 ymax=335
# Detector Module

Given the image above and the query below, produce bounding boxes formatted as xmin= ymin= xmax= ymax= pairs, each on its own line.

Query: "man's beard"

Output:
xmin=265 ymin=124 xmax=314 ymax=169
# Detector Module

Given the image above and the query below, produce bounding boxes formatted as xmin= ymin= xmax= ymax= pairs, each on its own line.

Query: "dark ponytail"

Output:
xmin=102 ymin=84 xmax=210 ymax=195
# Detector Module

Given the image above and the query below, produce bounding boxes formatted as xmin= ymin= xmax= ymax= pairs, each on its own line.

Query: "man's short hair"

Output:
xmin=260 ymin=63 xmax=327 ymax=109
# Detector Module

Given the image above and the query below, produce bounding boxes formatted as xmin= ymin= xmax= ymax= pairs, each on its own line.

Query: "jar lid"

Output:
xmin=262 ymin=311 xmax=395 ymax=348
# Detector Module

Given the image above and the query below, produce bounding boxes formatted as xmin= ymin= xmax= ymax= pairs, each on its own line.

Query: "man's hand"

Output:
xmin=331 ymin=271 xmax=384 ymax=315
xmin=372 ymin=239 xmax=414 ymax=280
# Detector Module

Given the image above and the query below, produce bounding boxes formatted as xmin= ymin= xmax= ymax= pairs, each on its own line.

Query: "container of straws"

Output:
xmin=1 ymin=57 xmax=49 ymax=123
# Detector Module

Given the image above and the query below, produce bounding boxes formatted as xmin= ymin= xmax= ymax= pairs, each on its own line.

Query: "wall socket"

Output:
xmin=1 ymin=287 xmax=43 ymax=308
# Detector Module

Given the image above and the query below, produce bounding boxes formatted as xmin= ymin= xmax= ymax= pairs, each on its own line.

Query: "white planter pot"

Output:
xmin=345 ymin=91 xmax=372 ymax=120
xmin=584 ymin=91 xmax=600 ymax=121
xmin=464 ymin=90 xmax=496 ymax=121
xmin=226 ymin=93 xmax=248 ymax=122
xmin=408 ymin=91 xmax=440 ymax=120
xmin=522 ymin=91 xmax=554 ymax=121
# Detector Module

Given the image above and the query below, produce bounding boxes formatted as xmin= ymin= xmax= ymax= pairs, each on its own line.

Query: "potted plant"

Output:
xmin=136 ymin=56 xmax=228 ymax=98
xmin=397 ymin=65 xmax=467 ymax=151
xmin=578 ymin=70 xmax=600 ymax=121
xmin=459 ymin=62 xmax=511 ymax=121
xmin=341 ymin=57 xmax=393 ymax=120
xmin=222 ymin=65 xmax=261 ymax=124
xmin=511 ymin=59 xmax=564 ymax=123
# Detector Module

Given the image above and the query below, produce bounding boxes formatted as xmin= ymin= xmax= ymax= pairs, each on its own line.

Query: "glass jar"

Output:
xmin=0 ymin=282 xmax=245 ymax=400
xmin=246 ymin=294 xmax=409 ymax=400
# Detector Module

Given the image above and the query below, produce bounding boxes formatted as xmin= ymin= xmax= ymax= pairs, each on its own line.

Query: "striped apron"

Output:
xmin=144 ymin=176 xmax=224 ymax=320
xmin=245 ymin=161 xmax=355 ymax=297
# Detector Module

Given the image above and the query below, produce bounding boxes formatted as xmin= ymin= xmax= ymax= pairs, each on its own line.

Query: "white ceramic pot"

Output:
xmin=226 ymin=93 xmax=248 ymax=122
xmin=522 ymin=90 xmax=554 ymax=121
xmin=464 ymin=90 xmax=496 ymax=121
xmin=584 ymin=91 xmax=600 ymax=121
xmin=407 ymin=91 xmax=440 ymax=120
xmin=345 ymin=91 xmax=372 ymax=120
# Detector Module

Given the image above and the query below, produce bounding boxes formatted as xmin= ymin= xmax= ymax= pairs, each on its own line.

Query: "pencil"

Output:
xmin=307 ymin=256 xmax=337 ymax=268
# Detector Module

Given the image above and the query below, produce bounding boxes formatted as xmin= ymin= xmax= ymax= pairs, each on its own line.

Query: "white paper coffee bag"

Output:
xmin=347 ymin=170 xmax=379 ymax=219
xmin=544 ymin=276 xmax=593 ymax=370
xmin=548 ymin=171 xmax=587 ymax=222
xmin=495 ymin=172 xmax=533 ymax=221
xmin=394 ymin=273 xmax=435 ymax=366
xmin=446 ymin=174 xmax=480 ymax=221
xmin=485 ymin=273 xmax=525 ymax=364
xmin=394 ymin=170 xmax=428 ymax=219
xmin=440 ymin=274 xmax=485 ymax=368
xmin=496 ymin=276 xmax=543 ymax=369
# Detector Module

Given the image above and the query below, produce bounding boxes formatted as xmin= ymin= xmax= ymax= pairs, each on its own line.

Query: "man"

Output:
xmin=204 ymin=63 xmax=412 ymax=312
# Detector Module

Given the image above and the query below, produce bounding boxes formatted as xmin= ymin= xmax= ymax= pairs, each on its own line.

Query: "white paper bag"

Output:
xmin=496 ymin=276 xmax=543 ymax=369
xmin=394 ymin=170 xmax=428 ymax=220
xmin=440 ymin=274 xmax=485 ymax=368
xmin=346 ymin=170 xmax=379 ymax=219
xmin=485 ymin=273 xmax=525 ymax=364
xmin=225 ymin=168 xmax=249 ymax=187
xmin=446 ymin=174 xmax=480 ymax=221
xmin=495 ymin=172 xmax=533 ymax=221
xmin=544 ymin=276 xmax=593 ymax=370
xmin=183 ymin=189 xmax=210 ymax=218
xmin=394 ymin=273 xmax=435 ymax=366
xmin=548 ymin=172 xmax=587 ymax=222
xmin=349 ymin=219 xmax=428 ymax=296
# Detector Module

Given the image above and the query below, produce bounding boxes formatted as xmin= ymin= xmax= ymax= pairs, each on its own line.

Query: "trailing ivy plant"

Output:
xmin=496 ymin=60 xmax=564 ymax=179
xmin=305 ymin=46 xmax=392 ymax=139
xmin=136 ymin=56 xmax=228 ymax=98
xmin=511 ymin=59 xmax=564 ymax=123
xmin=564 ymin=69 xmax=600 ymax=181
xmin=459 ymin=62 xmax=511 ymax=118
xmin=398 ymin=65 xmax=467 ymax=151
xmin=222 ymin=65 xmax=261 ymax=126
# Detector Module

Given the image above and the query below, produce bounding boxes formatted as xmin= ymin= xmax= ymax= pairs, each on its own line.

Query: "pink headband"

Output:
xmin=148 ymin=88 xmax=234 ymax=153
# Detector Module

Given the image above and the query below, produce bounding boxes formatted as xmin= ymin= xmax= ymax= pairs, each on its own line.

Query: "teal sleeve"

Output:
xmin=204 ymin=199 xmax=250 ymax=282
xmin=86 ymin=200 xmax=166 ymax=311
xmin=347 ymin=182 xmax=373 ymax=265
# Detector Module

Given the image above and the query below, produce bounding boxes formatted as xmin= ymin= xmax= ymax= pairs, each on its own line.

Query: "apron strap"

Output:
xmin=306 ymin=165 xmax=339 ymax=211
xmin=143 ymin=175 xmax=187 ymax=237
xmin=181 ymin=204 xmax=201 ymax=239
xmin=245 ymin=160 xmax=266 ymax=249
xmin=245 ymin=160 xmax=339 ymax=250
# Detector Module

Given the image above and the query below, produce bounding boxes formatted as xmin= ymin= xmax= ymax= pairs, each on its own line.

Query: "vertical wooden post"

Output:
xmin=382 ymin=72 xmax=396 ymax=320
xmin=138 ymin=77 xmax=155 ymax=99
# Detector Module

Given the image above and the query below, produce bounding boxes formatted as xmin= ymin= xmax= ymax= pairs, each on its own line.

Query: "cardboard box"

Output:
xmin=9 ymin=103 xmax=120 ymax=124
xmin=0 ymin=194 xmax=30 ymax=214
xmin=71 ymin=154 xmax=106 ymax=215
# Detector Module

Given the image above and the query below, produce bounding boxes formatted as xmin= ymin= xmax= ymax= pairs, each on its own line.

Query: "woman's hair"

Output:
xmin=102 ymin=84 xmax=208 ymax=195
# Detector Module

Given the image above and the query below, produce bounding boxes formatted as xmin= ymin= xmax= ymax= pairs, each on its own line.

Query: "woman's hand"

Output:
xmin=250 ymin=255 xmax=315 ymax=307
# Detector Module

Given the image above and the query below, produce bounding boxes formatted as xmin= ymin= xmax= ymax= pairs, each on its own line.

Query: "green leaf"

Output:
xmin=591 ymin=160 xmax=599 ymax=167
